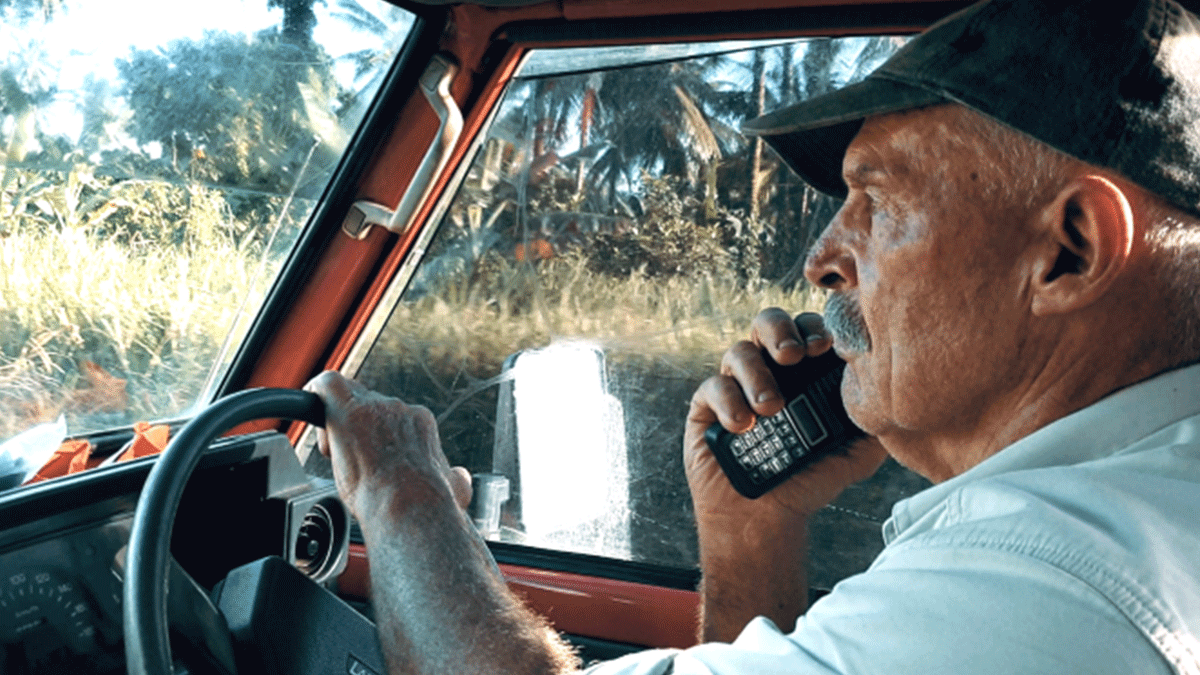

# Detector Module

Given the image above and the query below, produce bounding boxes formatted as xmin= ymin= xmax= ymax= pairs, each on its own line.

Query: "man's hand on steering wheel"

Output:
xmin=302 ymin=372 xmax=580 ymax=675
xmin=304 ymin=372 xmax=473 ymax=522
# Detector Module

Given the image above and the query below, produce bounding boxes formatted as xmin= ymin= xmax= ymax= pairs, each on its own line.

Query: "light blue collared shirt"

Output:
xmin=586 ymin=363 xmax=1200 ymax=674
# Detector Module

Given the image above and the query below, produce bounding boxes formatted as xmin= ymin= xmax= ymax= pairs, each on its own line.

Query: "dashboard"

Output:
xmin=0 ymin=432 xmax=348 ymax=675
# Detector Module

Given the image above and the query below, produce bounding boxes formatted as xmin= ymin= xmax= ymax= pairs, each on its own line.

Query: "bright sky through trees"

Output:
xmin=1 ymin=0 xmax=412 ymax=149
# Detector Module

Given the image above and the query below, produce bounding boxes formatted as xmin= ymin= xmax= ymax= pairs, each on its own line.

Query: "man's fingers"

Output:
xmin=304 ymin=371 xmax=365 ymax=425
xmin=750 ymin=307 xmax=805 ymax=366
xmin=305 ymin=369 xmax=349 ymax=397
xmin=720 ymin=341 xmax=787 ymax=416
xmin=315 ymin=427 xmax=330 ymax=458
xmin=794 ymin=312 xmax=833 ymax=356
xmin=693 ymin=374 xmax=759 ymax=434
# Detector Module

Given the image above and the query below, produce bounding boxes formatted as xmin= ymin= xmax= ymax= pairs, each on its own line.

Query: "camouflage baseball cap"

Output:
xmin=743 ymin=0 xmax=1200 ymax=216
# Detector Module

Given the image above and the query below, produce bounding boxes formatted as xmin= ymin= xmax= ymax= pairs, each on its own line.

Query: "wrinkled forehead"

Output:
xmin=840 ymin=104 xmax=1060 ymax=241
xmin=841 ymin=106 xmax=976 ymax=186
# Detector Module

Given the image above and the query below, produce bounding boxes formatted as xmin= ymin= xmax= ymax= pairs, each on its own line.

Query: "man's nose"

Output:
xmin=804 ymin=210 xmax=857 ymax=291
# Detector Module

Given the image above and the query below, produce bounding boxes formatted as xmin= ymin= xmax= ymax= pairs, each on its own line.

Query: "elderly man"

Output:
xmin=305 ymin=0 xmax=1200 ymax=672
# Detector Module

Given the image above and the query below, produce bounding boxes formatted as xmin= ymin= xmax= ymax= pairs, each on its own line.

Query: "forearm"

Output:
xmin=359 ymin=484 xmax=580 ymax=675
xmin=697 ymin=517 xmax=810 ymax=643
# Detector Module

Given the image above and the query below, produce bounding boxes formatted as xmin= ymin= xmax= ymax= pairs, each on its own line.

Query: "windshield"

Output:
xmin=0 ymin=0 xmax=416 ymax=442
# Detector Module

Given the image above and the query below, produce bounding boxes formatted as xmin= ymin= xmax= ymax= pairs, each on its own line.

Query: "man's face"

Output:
xmin=804 ymin=105 xmax=1037 ymax=479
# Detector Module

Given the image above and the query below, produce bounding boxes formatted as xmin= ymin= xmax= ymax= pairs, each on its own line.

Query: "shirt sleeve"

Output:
xmin=783 ymin=543 xmax=1171 ymax=675
xmin=580 ymin=544 xmax=1171 ymax=675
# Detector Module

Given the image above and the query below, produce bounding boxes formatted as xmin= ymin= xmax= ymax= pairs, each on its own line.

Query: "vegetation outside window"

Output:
xmin=347 ymin=37 xmax=931 ymax=588
xmin=0 ymin=0 xmax=416 ymax=439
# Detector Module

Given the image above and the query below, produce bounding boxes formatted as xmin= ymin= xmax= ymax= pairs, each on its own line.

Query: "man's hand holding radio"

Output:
xmin=684 ymin=307 xmax=887 ymax=643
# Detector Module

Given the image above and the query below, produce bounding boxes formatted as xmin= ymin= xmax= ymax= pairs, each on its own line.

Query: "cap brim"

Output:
xmin=742 ymin=76 xmax=946 ymax=198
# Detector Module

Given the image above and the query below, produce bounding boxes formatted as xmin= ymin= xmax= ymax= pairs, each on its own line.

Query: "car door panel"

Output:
xmin=337 ymin=543 xmax=699 ymax=650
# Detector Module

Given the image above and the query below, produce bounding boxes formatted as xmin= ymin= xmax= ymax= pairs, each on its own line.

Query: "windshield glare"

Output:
xmin=0 ymin=0 xmax=415 ymax=443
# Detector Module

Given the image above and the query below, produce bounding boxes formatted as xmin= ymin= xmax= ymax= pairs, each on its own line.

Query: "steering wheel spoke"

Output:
xmin=167 ymin=556 xmax=237 ymax=675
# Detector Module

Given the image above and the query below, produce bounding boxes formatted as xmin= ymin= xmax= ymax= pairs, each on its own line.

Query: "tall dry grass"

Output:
xmin=0 ymin=177 xmax=269 ymax=439
xmin=368 ymin=252 xmax=824 ymax=396
xmin=2 ymin=172 xmax=827 ymax=467
xmin=360 ymin=251 xmax=826 ymax=465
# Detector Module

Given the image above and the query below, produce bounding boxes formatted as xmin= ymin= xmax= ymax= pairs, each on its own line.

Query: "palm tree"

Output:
xmin=578 ymin=56 xmax=736 ymax=214
xmin=330 ymin=0 xmax=414 ymax=123
xmin=268 ymin=0 xmax=319 ymax=45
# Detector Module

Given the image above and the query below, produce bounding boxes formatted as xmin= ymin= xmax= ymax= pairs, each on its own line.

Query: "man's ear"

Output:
xmin=1030 ymin=175 xmax=1135 ymax=316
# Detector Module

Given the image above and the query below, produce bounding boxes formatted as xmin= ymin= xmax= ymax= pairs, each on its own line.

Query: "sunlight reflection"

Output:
xmin=509 ymin=343 xmax=631 ymax=557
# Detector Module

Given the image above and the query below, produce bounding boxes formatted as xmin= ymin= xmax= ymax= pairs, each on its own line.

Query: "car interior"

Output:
xmin=0 ymin=0 xmax=971 ymax=672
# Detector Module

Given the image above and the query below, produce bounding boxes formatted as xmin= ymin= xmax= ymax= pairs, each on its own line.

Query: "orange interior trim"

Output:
xmin=244 ymin=24 xmax=524 ymax=432
xmin=239 ymin=48 xmax=451 ymax=432
xmin=500 ymin=563 xmax=700 ymax=650
xmin=338 ymin=543 xmax=699 ymax=650
xmin=441 ymin=0 xmax=947 ymax=51
xmin=319 ymin=45 xmax=529 ymax=382
xmin=30 ymin=420 xmax=173 ymax=482
xmin=559 ymin=0 xmax=954 ymax=20
xmin=27 ymin=439 xmax=90 ymax=483
xmin=235 ymin=224 xmax=394 ymax=436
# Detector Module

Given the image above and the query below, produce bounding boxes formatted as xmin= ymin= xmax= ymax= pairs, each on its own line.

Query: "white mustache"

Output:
xmin=824 ymin=293 xmax=871 ymax=352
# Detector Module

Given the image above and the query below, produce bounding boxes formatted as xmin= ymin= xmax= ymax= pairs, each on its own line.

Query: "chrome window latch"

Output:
xmin=342 ymin=54 xmax=463 ymax=240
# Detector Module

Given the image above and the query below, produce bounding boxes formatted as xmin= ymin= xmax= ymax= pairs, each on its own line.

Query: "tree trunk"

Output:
xmin=575 ymin=81 xmax=598 ymax=204
xmin=749 ymin=50 xmax=767 ymax=227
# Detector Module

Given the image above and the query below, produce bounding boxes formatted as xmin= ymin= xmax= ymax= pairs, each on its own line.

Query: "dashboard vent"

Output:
xmin=284 ymin=486 xmax=349 ymax=584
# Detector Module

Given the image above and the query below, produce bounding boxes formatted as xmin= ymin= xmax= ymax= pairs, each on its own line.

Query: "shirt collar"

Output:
xmin=883 ymin=362 xmax=1200 ymax=543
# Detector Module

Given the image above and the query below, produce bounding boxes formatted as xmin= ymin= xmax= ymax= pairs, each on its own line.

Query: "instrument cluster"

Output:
xmin=0 ymin=517 xmax=131 ymax=675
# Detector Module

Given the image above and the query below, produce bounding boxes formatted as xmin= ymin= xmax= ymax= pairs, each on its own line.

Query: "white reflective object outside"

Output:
xmin=512 ymin=343 xmax=631 ymax=558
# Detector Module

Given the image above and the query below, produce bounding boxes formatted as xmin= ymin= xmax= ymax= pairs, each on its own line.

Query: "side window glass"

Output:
xmin=351 ymin=37 xmax=930 ymax=586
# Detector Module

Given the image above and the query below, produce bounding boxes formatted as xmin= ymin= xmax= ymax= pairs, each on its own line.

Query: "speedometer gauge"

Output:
xmin=0 ymin=568 xmax=100 ymax=670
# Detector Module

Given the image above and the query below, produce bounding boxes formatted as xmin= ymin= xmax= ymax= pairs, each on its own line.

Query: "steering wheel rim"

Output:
xmin=123 ymin=388 xmax=325 ymax=675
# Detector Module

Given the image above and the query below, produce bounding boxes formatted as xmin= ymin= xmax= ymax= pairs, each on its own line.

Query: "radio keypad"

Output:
xmin=729 ymin=410 xmax=806 ymax=485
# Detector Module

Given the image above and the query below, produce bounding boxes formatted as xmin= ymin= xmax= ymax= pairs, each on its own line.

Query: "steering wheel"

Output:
xmin=122 ymin=388 xmax=325 ymax=675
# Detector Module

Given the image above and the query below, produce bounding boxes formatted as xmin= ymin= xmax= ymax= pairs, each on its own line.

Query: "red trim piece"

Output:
xmin=238 ymin=53 xmax=447 ymax=403
xmin=500 ymin=22 xmax=923 ymax=49
xmin=442 ymin=4 xmax=557 ymax=81
xmin=439 ymin=0 xmax=949 ymax=34
xmin=500 ymin=563 xmax=699 ymax=650
xmin=320 ymin=46 xmax=528 ymax=377
xmin=233 ymin=226 xmax=392 ymax=436
xmin=338 ymin=543 xmax=699 ymax=650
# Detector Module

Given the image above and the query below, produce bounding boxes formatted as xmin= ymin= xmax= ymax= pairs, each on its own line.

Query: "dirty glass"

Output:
xmin=0 ymin=0 xmax=415 ymax=443
xmin=351 ymin=36 xmax=931 ymax=586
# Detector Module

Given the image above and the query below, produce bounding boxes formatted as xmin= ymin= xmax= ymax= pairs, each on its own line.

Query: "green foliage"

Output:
xmin=0 ymin=0 xmax=413 ymax=443
xmin=118 ymin=31 xmax=343 ymax=194
xmin=583 ymin=174 xmax=743 ymax=279
xmin=0 ymin=168 xmax=268 ymax=439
